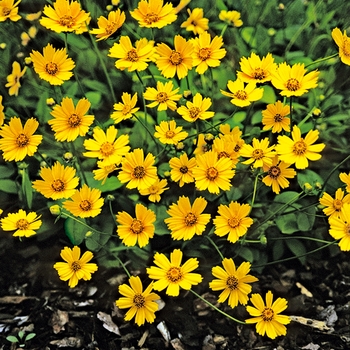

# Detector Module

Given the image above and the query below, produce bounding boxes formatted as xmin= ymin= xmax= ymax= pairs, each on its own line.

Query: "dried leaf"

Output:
xmin=50 ymin=336 xmax=83 ymax=348
xmin=96 ymin=311 xmax=120 ymax=335
xmin=50 ymin=310 xmax=69 ymax=334
xmin=296 ymin=282 xmax=313 ymax=297
xmin=157 ymin=321 xmax=171 ymax=343
xmin=290 ymin=315 xmax=333 ymax=332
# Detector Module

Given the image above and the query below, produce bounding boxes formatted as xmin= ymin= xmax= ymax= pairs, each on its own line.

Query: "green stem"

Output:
xmin=249 ymin=173 xmax=260 ymax=213
xmin=69 ymin=142 xmax=88 ymax=186
xmin=206 ymin=235 xmax=224 ymax=260
xmin=289 ymin=96 xmax=293 ymax=129
xmin=305 ymin=53 xmax=338 ymax=68
xmin=132 ymin=114 xmax=159 ymax=153
xmin=117 ymin=256 xmax=131 ymax=278
xmin=220 ymin=24 xmax=228 ymax=37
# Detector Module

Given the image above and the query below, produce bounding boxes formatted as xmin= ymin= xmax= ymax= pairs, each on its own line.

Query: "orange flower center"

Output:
xmin=45 ymin=62 xmax=59 ymax=75
xmin=233 ymin=90 xmax=247 ymax=100
xmin=342 ymin=38 xmax=350 ymax=57
xmin=156 ymin=92 xmax=168 ymax=103
xmin=268 ymin=165 xmax=281 ymax=179
xmin=184 ymin=212 xmax=197 ymax=226
xmin=218 ymin=151 xmax=230 ymax=159
xmin=166 ymin=266 xmax=183 ymax=283
xmin=71 ymin=261 xmax=82 ymax=271
xmin=122 ymin=104 xmax=132 ymax=115
xmin=68 ymin=113 xmax=82 ymax=127
xmin=100 ymin=142 xmax=115 ymax=156
xmin=59 ymin=15 xmax=75 ymax=28
xmin=198 ymin=47 xmax=211 ymax=61
xmin=180 ymin=166 xmax=188 ymax=174
xmin=345 ymin=224 xmax=350 ymax=235
xmin=170 ymin=51 xmax=183 ymax=65
xmin=333 ymin=199 xmax=343 ymax=211
xmin=131 ymin=219 xmax=144 ymax=234
xmin=206 ymin=166 xmax=218 ymax=180
xmin=148 ymin=185 xmax=159 ymax=195
xmin=292 ymin=139 xmax=307 ymax=155
xmin=132 ymin=166 xmax=146 ymax=179
xmin=133 ymin=293 xmax=146 ymax=308
xmin=262 ymin=307 xmax=275 ymax=321
xmin=226 ymin=275 xmax=239 ymax=290
xmin=274 ymin=113 xmax=284 ymax=122
xmin=165 ymin=130 xmax=175 ymax=139
xmin=126 ymin=49 xmax=139 ymax=62
xmin=51 ymin=179 xmax=65 ymax=192
xmin=252 ymin=149 xmax=264 ymax=160
xmin=234 ymin=143 xmax=242 ymax=152
xmin=16 ymin=133 xmax=29 ymax=147
xmin=79 ymin=200 xmax=92 ymax=211
xmin=286 ymin=78 xmax=300 ymax=91
xmin=16 ymin=218 xmax=29 ymax=230
xmin=253 ymin=68 xmax=267 ymax=80
xmin=144 ymin=12 xmax=159 ymax=25
xmin=189 ymin=106 xmax=201 ymax=119
xmin=228 ymin=217 xmax=240 ymax=228
xmin=105 ymin=22 xmax=116 ymax=35
xmin=2 ymin=7 xmax=11 ymax=16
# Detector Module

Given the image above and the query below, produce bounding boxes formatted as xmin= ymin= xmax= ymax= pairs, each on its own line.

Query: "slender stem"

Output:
xmin=117 ymin=257 xmax=131 ymax=278
xmin=289 ymin=96 xmax=293 ymax=129
xmin=305 ymin=53 xmax=338 ymax=68
xmin=133 ymin=114 xmax=159 ymax=154
xmin=220 ymin=24 xmax=228 ymax=37
xmin=69 ymin=142 xmax=88 ymax=186
xmin=249 ymin=173 xmax=260 ymax=212
xmin=206 ymin=236 xmax=224 ymax=260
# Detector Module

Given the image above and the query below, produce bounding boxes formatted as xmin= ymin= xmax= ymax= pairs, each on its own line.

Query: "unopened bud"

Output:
xmin=175 ymin=142 xmax=185 ymax=151
xmin=50 ymin=205 xmax=61 ymax=216
xmin=46 ymin=97 xmax=55 ymax=106
xmin=106 ymin=194 xmax=115 ymax=201
xmin=312 ymin=108 xmax=321 ymax=117
xmin=304 ymin=182 xmax=313 ymax=193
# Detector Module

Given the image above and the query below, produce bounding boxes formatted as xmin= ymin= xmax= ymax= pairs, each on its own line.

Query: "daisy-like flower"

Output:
xmin=331 ymin=28 xmax=350 ymax=66
xmin=83 ymin=125 xmax=130 ymax=166
xmin=0 ymin=95 xmax=4 ymax=126
xmin=164 ymin=196 xmax=211 ymax=241
xmin=1 ymin=209 xmax=42 ymax=237
xmin=246 ymin=291 xmax=291 ymax=339
xmin=240 ymin=138 xmax=276 ymax=169
xmin=213 ymin=202 xmax=253 ymax=243
xmin=146 ymin=249 xmax=202 ymax=296
xmin=221 ymin=79 xmax=264 ymax=107
xmin=139 ymin=177 xmax=169 ymax=202
xmin=116 ymin=275 xmax=160 ymax=326
xmin=262 ymin=156 xmax=297 ymax=194
xmin=111 ymin=92 xmax=139 ymax=124
xmin=0 ymin=117 xmax=42 ymax=162
xmin=156 ymin=35 xmax=194 ymax=79
xmin=32 ymin=161 xmax=79 ymax=200
xmin=0 ymin=0 xmax=21 ymax=22
xmin=130 ymin=0 xmax=177 ymax=29
xmin=193 ymin=150 xmax=235 ymax=194
xmin=319 ymin=188 xmax=350 ymax=221
xmin=143 ymin=81 xmax=181 ymax=111
xmin=275 ymin=125 xmax=325 ymax=169
xmin=219 ymin=126 xmax=245 ymax=158
xmin=218 ymin=10 xmax=243 ymax=27
xmin=90 ymin=9 xmax=125 ymax=41
xmin=340 ymin=172 xmax=350 ymax=192
xmin=209 ymin=259 xmax=258 ymax=308
xmin=191 ymin=32 xmax=226 ymax=75
xmin=53 ymin=246 xmax=98 ymax=288
xmin=328 ymin=203 xmax=350 ymax=251
xmin=180 ymin=8 xmax=208 ymax=35
xmin=116 ymin=203 xmax=156 ymax=248
xmin=40 ymin=0 xmax=90 ymax=34
xmin=108 ymin=36 xmax=156 ymax=72
xmin=154 ymin=120 xmax=188 ymax=145
xmin=5 ymin=61 xmax=26 ymax=96
xmin=262 ymin=101 xmax=290 ymax=133
xmin=30 ymin=44 xmax=75 ymax=85
xmin=212 ymin=137 xmax=240 ymax=167
xmin=48 ymin=97 xmax=94 ymax=142
xmin=177 ymin=93 xmax=214 ymax=122
xmin=271 ymin=62 xmax=319 ymax=97
xmin=118 ymin=148 xmax=158 ymax=190
xmin=169 ymin=152 xmax=196 ymax=187
xmin=63 ymin=184 xmax=104 ymax=218
xmin=92 ymin=161 xmax=117 ymax=185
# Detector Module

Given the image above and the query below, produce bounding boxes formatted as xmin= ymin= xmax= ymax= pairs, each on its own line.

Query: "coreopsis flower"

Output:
xmin=116 ymin=203 xmax=156 ymax=248
xmin=328 ymin=203 xmax=350 ymax=251
xmin=191 ymin=32 xmax=226 ymax=74
xmin=40 ymin=0 xmax=90 ymax=34
xmin=0 ymin=95 xmax=4 ymax=126
xmin=32 ymin=161 xmax=79 ymax=200
xmin=154 ymin=120 xmax=188 ymax=145
xmin=340 ymin=172 xmax=350 ymax=192
xmin=5 ymin=61 xmax=26 ymax=96
xmin=212 ymin=137 xmax=240 ymax=167
xmin=237 ymin=53 xmax=277 ymax=84
xmin=319 ymin=188 xmax=350 ymax=221
xmin=118 ymin=148 xmax=158 ymax=190
xmin=156 ymin=35 xmax=194 ymax=79
xmin=83 ymin=125 xmax=130 ymax=166
xmin=111 ymin=92 xmax=139 ymax=124
xmin=130 ymin=0 xmax=177 ymax=28
xmin=177 ymin=93 xmax=214 ymax=122
xmin=139 ymin=178 xmax=169 ymax=202
xmin=164 ymin=196 xmax=211 ymax=241
xmin=116 ymin=276 xmax=160 ymax=326
xmin=331 ymin=28 xmax=350 ymax=66
xmin=221 ymin=79 xmax=264 ymax=107
xmin=246 ymin=291 xmax=291 ymax=339
xmin=213 ymin=202 xmax=253 ymax=243
xmin=90 ymin=9 xmax=125 ymax=41
xmin=218 ymin=10 xmax=243 ymax=27
xmin=0 ymin=0 xmax=21 ymax=22
xmin=48 ymin=97 xmax=94 ymax=142
xmin=25 ymin=11 xmax=41 ymax=21
xmin=0 ymin=117 xmax=42 ymax=162
xmin=262 ymin=101 xmax=290 ymax=133
xmin=146 ymin=249 xmax=202 ymax=296
xmin=240 ymin=138 xmax=276 ymax=168
xmin=276 ymin=125 xmax=325 ymax=169
xmin=169 ymin=153 xmax=196 ymax=187
xmin=209 ymin=259 xmax=258 ymax=308
xmin=180 ymin=8 xmax=208 ymax=35
xmin=1 ymin=209 xmax=42 ymax=237
xmin=219 ymin=125 xmax=245 ymax=158
xmin=193 ymin=133 xmax=210 ymax=155
xmin=30 ymin=44 xmax=75 ymax=85
xmin=143 ymin=81 xmax=181 ymax=111
xmin=108 ymin=36 xmax=156 ymax=72
xmin=92 ymin=161 xmax=117 ymax=185
xmin=271 ymin=62 xmax=319 ymax=97
xmin=53 ymin=246 xmax=98 ymax=288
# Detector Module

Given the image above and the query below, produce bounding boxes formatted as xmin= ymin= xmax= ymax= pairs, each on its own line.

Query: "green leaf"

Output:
xmin=275 ymin=212 xmax=299 ymax=234
xmin=85 ymin=231 xmax=101 ymax=251
xmin=0 ymin=179 xmax=18 ymax=194
xmin=297 ymin=211 xmax=311 ymax=232
xmin=241 ymin=27 xmax=257 ymax=48
xmin=21 ymin=169 xmax=33 ymax=209
xmin=25 ymin=333 xmax=36 ymax=341
xmin=285 ymin=238 xmax=306 ymax=264
xmin=260 ymin=85 xmax=276 ymax=104
xmin=6 ymin=336 xmax=18 ymax=343
xmin=64 ymin=217 xmax=86 ymax=245
xmin=0 ymin=165 xmax=15 ymax=179
xmin=85 ymin=91 xmax=101 ymax=106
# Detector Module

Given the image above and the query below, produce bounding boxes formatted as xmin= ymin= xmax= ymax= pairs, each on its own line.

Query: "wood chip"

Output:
xmin=96 ymin=311 xmax=120 ymax=335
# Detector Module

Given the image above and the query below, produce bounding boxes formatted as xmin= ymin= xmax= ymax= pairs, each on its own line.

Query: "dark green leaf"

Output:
xmin=64 ymin=217 xmax=86 ymax=245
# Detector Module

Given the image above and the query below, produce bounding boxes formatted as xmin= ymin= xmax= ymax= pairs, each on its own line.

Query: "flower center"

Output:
xmin=156 ymin=92 xmax=168 ymax=103
xmin=252 ymin=149 xmax=264 ymax=160
xmin=68 ymin=113 xmax=81 ymax=127
xmin=218 ymin=151 xmax=230 ymax=159
xmin=226 ymin=275 xmax=239 ymax=290
xmin=100 ymin=142 xmax=114 ymax=156
xmin=166 ymin=266 xmax=183 ymax=283
xmin=184 ymin=212 xmax=197 ymax=226
xmin=122 ymin=104 xmax=131 ymax=115
xmin=274 ymin=113 xmax=284 ymax=122
xmin=71 ymin=261 xmax=82 ymax=271
xmin=105 ymin=22 xmax=116 ymax=35
xmin=144 ymin=12 xmax=159 ymax=25
xmin=132 ymin=166 xmax=146 ymax=179
xmin=59 ymin=15 xmax=75 ymax=28
xmin=228 ymin=217 xmax=240 ymax=228
xmin=148 ymin=185 xmax=159 ymax=194
xmin=292 ymin=139 xmax=307 ymax=155
xmin=16 ymin=219 xmax=29 ymax=230
xmin=133 ymin=293 xmax=146 ymax=308
xmin=342 ymin=38 xmax=350 ymax=57
xmin=253 ymin=68 xmax=267 ymax=80
xmin=345 ymin=224 xmax=350 ymax=236
xmin=51 ymin=179 xmax=65 ymax=192
xmin=45 ymin=62 xmax=59 ymax=75
xmin=206 ymin=166 xmax=218 ymax=180
xmin=16 ymin=133 xmax=29 ymax=147
xmin=170 ymin=51 xmax=183 ymax=65
xmin=268 ymin=165 xmax=281 ymax=179
xmin=286 ymin=78 xmax=300 ymax=91
xmin=198 ymin=47 xmax=211 ymax=61
xmin=131 ymin=219 xmax=144 ymax=234
xmin=2 ymin=7 xmax=11 ymax=16
xmin=180 ymin=166 xmax=188 ymax=174
xmin=165 ymin=130 xmax=175 ymax=139
xmin=233 ymin=90 xmax=247 ymax=100
xmin=189 ymin=106 xmax=201 ymax=119
xmin=333 ymin=199 xmax=343 ymax=211
xmin=126 ymin=49 xmax=139 ymax=62
xmin=234 ymin=143 xmax=242 ymax=152
xmin=79 ymin=200 xmax=92 ymax=211
xmin=262 ymin=307 xmax=275 ymax=321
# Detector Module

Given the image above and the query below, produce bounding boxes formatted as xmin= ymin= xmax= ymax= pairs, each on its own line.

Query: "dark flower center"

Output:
xmin=71 ymin=261 xmax=82 ymax=271
xmin=126 ymin=49 xmax=139 ymax=62
xmin=45 ymin=62 xmax=59 ymax=75
xmin=166 ymin=267 xmax=183 ymax=283
xmin=144 ymin=12 xmax=159 ymax=25
xmin=252 ymin=149 xmax=264 ymax=160
xmin=234 ymin=90 xmax=247 ymax=100
xmin=79 ymin=200 xmax=92 ymax=211
xmin=131 ymin=219 xmax=144 ymax=234
xmin=59 ymin=15 xmax=75 ymax=28
xmin=184 ymin=212 xmax=197 ymax=226
xmin=16 ymin=133 xmax=29 ymax=147
xmin=68 ymin=113 xmax=82 ymax=127
xmin=292 ymin=139 xmax=307 ymax=155
xmin=133 ymin=293 xmax=146 ymax=308
xmin=226 ymin=275 xmax=239 ymax=290
xmin=51 ymin=179 xmax=65 ymax=192
xmin=198 ymin=48 xmax=211 ymax=61
xmin=189 ymin=107 xmax=201 ymax=119
xmin=206 ymin=167 xmax=218 ymax=180
xmin=16 ymin=219 xmax=29 ymax=230
xmin=180 ymin=166 xmax=188 ymax=174
xmin=274 ymin=113 xmax=284 ymax=122
xmin=156 ymin=92 xmax=168 ymax=103
xmin=132 ymin=166 xmax=146 ymax=179
xmin=268 ymin=166 xmax=281 ymax=179
xmin=262 ymin=307 xmax=275 ymax=321
xmin=170 ymin=51 xmax=183 ymax=65
xmin=253 ymin=68 xmax=267 ymax=80
xmin=286 ymin=78 xmax=300 ymax=91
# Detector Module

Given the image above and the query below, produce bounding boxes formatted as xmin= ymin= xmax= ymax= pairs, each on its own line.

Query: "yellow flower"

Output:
xmin=83 ymin=125 xmax=130 ymax=166
xmin=331 ymin=28 xmax=350 ymax=66
xmin=111 ymin=92 xmax=139 ymax=124
xmin=237 ymin=53 xmax=277 ymax=84
xmin=191 ymin=31 xmax=226 ymax=74
xmin=92 ymin=161 xmax=117 ymax=185
xmin=48 ymin=97 xmax=94 ymax=142
xmin=30 ymin=44 xmax=75 ymax=85
xmin=340 ymin=172 xmax=350 ymax=193
xmin=146 ymin=249 xmax=202 ymax=296
xmin=32 ymin=161 xmax=79 ymax=200
xmin=139 ymin=177 xmax=169 ymax=202
xmin=177 ymin=93 xmax=214 ymax=122
xmin=0 ymin=0 xmax=21 ymax=22
xmin=246 ymin=291 xmax=291 ymax=339
xmin=40 ymin=0 xmax=90 ymax=34
xmin=271 ymin=62 xmax=319 ymax=97
xmin=328 ymin=203 xmax=350 ymax=251
xmin=180 ymin=8 xmax=208 ymax=35
xmin=193 ymin=133 xmax=210 ymax=155
xmin=53 ymin=246 xmax=98 ymax=288
xmin=25 ymin=11 xmax=41 ymax=21
xmin=90 ymin=9 xmax=125 ymax=41
xmin=169 ymin=152 xmax=196 ymax=187
xmin=154 ymin=120 xmax=188 ymax=145
xmin=0 ymin=95 xmax=4 ymax=126
xmin=164 ymin=196 xmax=211 ymax=241
xmin=240 ymin=137 xmax=276 ymax=168
xmin=319 ymin=188 xmax=350 ymax=221
xmin=0 ymin=117 xmax=42 ymax=162
xmin=221 ymin=79 xmax=263 ymax=107
xmin=218 ymin=126 xmax=245 ymax=158
xmin=143 ymin=81 xmax=181 ymax=111
xmin=212 ymin=137 xmax=240 ymax=167
xmin=218 ymin=10 xmax=242 ymax=27
xmin=5 ymin=61 xmax=26 ymax=96
xmin=213 ymin=201 xmax=253 ymax=243
xmin=116 ymin=275 xmax=160 ymax=326
xmin=118 ymin=148 xmax=158 ymax=190
xmin=130 ymin=0 xmax=177 ymax=28
xmin=262 ymin=101 xmax=290 ymax=133
xmin=276 ymin=125 xmax=325 ymax=169
xmin=156 ymin=35 xmax=194 ymax=79
xmin=209 ymin=259 xmax=258 ymax=308
xmin=116 ymin=203 xmax=156 ymax=248
xmin=1 ymin=209 xmax=42 ymax=237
